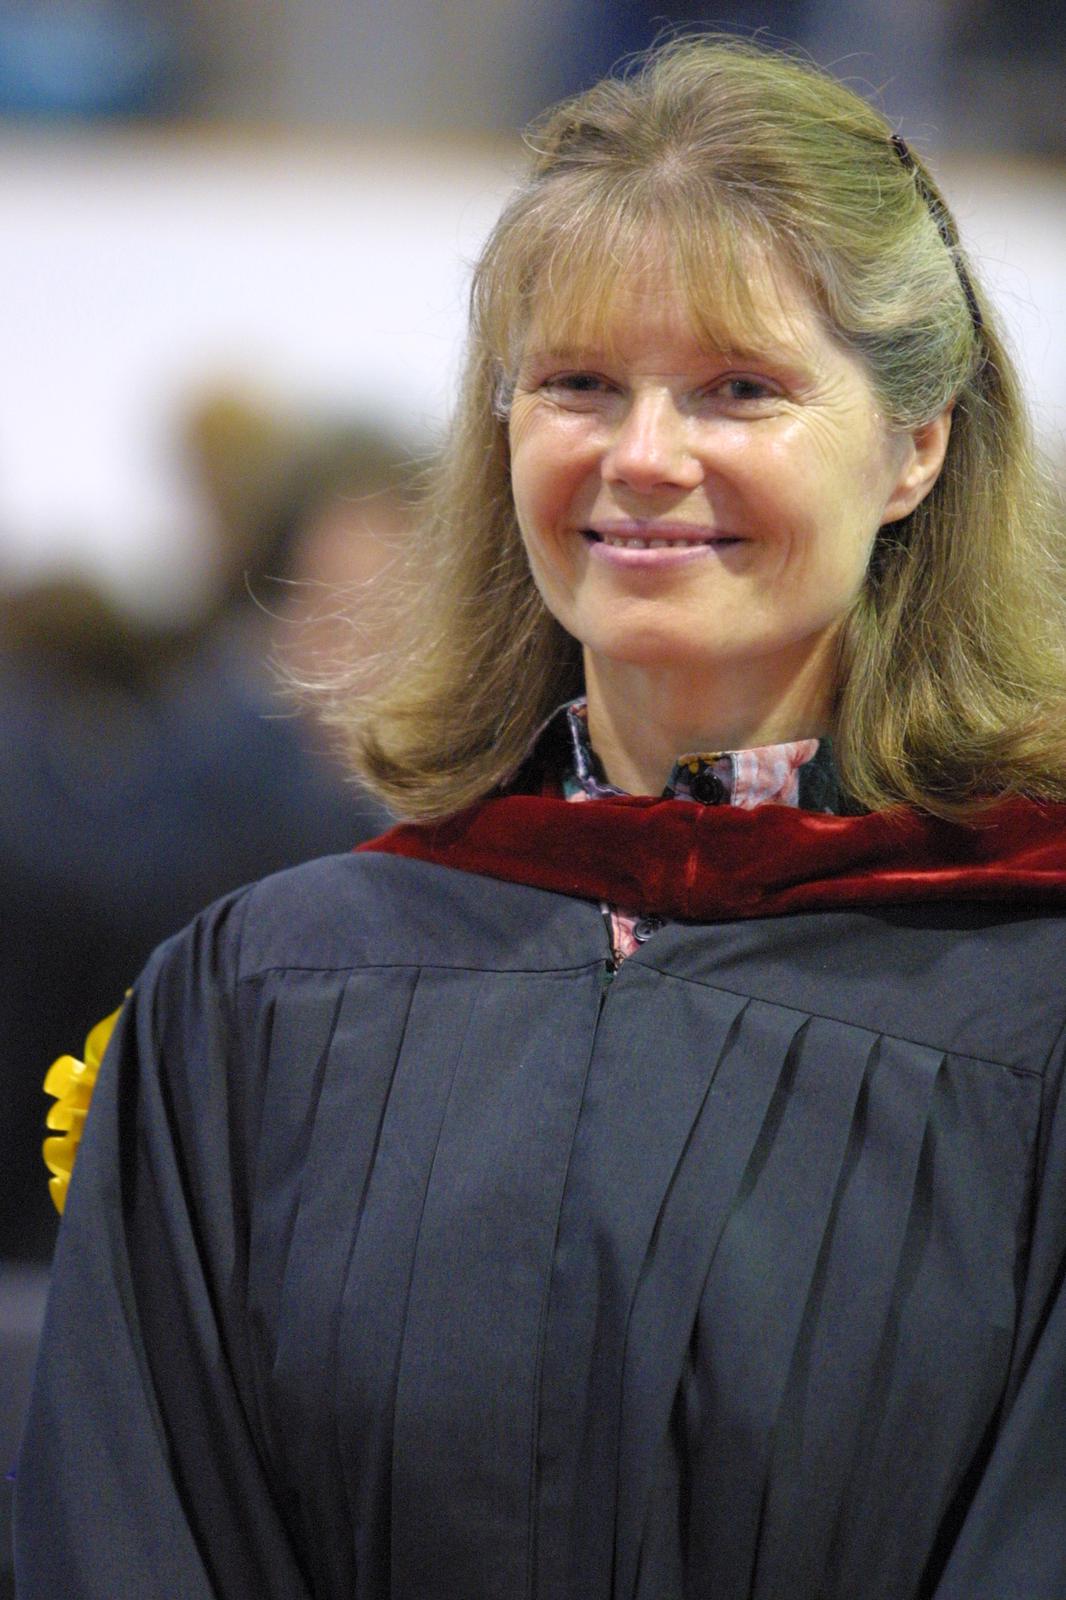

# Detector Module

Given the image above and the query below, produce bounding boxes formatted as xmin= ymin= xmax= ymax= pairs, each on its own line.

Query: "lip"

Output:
xmin=582 ymin=521 xmax=747 ymax=566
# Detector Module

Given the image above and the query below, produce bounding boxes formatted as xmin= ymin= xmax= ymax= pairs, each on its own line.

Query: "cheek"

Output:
xmin=510 ymin=441 xmax=581 ymax=562
xmin=516 ymin=528 xmax=584 ymax=643
xmin=509 ymin=435 xmax=551 ymax=532
xmin=781 ymin=444 xmax=895 ymax=583
xmin=798 ymin=516 xmax=879 ymax=603
xmin=509 ymin=456 xmax=572 ymax=601
xmin=510 ymin=406 xmax=600 ymax=517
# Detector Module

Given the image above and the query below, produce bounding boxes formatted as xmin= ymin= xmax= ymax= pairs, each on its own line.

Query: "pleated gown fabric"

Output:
xmin=15 ymin=852 xmax=1066 ymax=1598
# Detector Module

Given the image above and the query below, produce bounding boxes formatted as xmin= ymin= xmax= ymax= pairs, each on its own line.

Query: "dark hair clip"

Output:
xmin=890 ymin=132 xmax=983 ymax=334
xmin=890 ymin=133 xmax=913 ymax=167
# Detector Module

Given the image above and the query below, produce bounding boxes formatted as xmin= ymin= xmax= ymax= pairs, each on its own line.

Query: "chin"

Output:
xmin=573 ymin=599 xmax=762 ymax=671
xmin=583 ymin=629 xmax=720 ymax=672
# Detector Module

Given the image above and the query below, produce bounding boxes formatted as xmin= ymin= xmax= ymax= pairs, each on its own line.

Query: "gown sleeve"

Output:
xmin=13 ymin=892 xmax=312 ymax=1600
xmin=930 ymin=1027 xmax=1066 ymax=1600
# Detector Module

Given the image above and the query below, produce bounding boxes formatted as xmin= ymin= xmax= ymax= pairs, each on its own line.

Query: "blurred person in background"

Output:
xmin=250 ymin=416 xmax=418 ymax=693
xmin=14 ymin=34 xmax=1066 ymax=1600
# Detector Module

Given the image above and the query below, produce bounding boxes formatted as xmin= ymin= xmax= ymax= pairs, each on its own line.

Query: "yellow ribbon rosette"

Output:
xmin=43 ymin=1001 xmax=124 ymax=1214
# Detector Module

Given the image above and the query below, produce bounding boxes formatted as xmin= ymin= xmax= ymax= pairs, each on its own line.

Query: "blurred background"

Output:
xmin=1 ymin=3 xmax=1064 ymax=1588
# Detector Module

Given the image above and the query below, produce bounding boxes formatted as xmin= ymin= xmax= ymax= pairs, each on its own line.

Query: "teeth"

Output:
xmin=600 ymin=534 xmax=703 ymax=549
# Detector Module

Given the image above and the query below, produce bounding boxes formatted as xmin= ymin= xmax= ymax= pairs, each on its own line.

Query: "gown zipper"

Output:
xmin=600 ymin=904 xmax=618 ymax=989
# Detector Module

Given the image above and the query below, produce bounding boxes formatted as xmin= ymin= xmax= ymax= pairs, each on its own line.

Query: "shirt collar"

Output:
xmin=557 ymin=696 xmax=843 ymax=813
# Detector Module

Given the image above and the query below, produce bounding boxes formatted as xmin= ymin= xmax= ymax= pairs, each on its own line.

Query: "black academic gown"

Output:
xmin=14 ymin=849 xmax=1066 ymax=1598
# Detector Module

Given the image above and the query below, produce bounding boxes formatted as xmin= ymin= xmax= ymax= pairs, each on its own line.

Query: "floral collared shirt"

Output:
xmin=557 ymin=697 xmax=842 ymax=963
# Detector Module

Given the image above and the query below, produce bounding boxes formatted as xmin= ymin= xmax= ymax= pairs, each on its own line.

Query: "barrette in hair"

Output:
xmin=889 ymin=133 xmax=983 ymax=333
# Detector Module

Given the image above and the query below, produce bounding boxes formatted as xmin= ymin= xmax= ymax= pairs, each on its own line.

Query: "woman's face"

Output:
xmin=508 ymin=263 xmax=941 ymax=723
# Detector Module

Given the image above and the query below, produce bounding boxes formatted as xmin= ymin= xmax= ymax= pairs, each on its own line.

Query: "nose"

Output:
xmin=601 ymin=390 xmax=704 ymax=493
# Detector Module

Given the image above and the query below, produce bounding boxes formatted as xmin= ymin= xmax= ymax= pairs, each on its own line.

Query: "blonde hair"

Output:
xmin=318 ymin=35 xmax=1066 ymax=820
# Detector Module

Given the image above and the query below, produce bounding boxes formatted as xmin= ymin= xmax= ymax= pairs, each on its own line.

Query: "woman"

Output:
xmin=16 ymin=36 xmax=1066 ymax=1600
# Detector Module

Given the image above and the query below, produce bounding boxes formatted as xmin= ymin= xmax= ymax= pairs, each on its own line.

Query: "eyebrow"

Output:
xmin=517 ymin=340 xmax=810 ymax=374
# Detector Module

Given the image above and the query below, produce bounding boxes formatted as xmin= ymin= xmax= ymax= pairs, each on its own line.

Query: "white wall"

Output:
xmin=0 ymin=129 xmax=519 ymax=618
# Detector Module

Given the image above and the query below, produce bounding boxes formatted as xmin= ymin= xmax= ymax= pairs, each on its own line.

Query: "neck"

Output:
xmin=582 ymin=647 xmax=835 ymax=795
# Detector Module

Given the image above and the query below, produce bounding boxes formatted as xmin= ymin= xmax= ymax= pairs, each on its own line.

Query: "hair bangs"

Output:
xmin=490 ymin=177 xmax=799 ymax=384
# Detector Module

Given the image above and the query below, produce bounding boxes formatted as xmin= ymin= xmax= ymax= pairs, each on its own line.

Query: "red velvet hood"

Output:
xmin=358 ymin=792 xmax=1066 ymax=921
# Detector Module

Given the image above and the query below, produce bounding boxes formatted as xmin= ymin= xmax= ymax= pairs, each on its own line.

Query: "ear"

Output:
xmin=881 ymin=405 xmax=953 ymax=525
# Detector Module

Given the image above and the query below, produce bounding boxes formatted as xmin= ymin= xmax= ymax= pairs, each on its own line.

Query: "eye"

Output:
xmin=712 ymin=375 xmax=779 ymax=405
xmin=543 ymin=371 xmax=614 ymax=398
